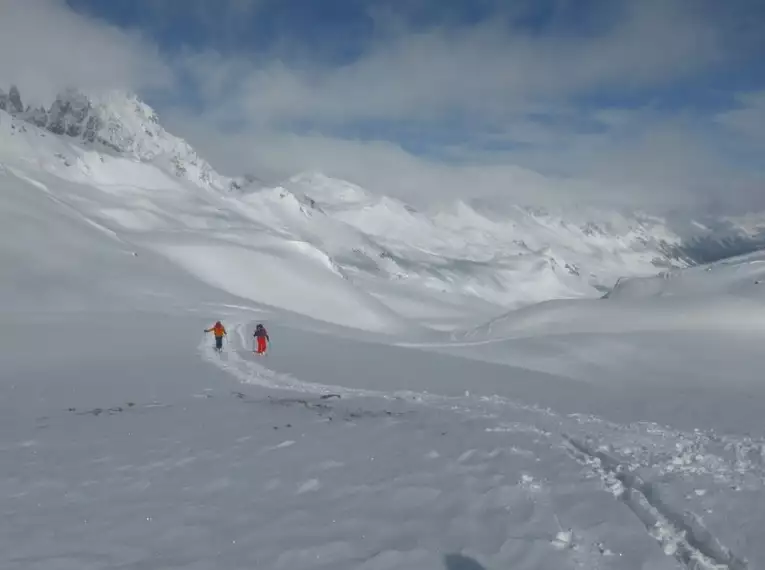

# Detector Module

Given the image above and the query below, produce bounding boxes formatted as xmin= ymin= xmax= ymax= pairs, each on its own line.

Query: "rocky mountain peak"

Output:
xmin=0 ymin=85 xmax=24 ymax=114
xmin=1 ymin=85 xmax=235 ymax=192
xmin=47 ymin=88 xmax=100 ymax=140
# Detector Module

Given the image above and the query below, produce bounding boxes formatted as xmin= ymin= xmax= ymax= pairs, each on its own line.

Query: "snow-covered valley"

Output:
xmin=2 ymin=87 xmax=765 ymax=569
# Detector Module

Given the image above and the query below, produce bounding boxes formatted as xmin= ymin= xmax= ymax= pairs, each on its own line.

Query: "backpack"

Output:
xmin=254 ymin=324 xmax=267 ymax=337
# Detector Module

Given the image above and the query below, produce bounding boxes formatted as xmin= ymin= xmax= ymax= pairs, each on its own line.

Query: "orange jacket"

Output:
xmin=206 ymin=323 xmax=226 ymax=337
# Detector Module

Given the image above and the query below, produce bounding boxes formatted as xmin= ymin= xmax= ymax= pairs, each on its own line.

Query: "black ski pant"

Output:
xmin=215 ymin=336 xmax=223 ymax=350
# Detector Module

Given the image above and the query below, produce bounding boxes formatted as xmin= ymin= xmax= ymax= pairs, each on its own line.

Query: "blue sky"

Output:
xmin=1 ymin=0 xmax=764 ymax=210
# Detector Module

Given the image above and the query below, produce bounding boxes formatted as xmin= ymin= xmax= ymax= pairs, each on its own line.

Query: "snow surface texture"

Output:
xmin=2 ymin=87 xmax=765 ymax=569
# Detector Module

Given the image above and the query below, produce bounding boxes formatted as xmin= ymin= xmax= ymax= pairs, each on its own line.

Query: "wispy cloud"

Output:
xmin=178 ymin=0 xmax=725 ymax=127
xmin=1 ymin=0 xmax=763 ymax=212
xmin=0 ymin=0 xmax=171 ymax=105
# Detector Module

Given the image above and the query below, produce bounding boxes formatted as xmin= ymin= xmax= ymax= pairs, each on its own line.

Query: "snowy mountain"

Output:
xmin=1 ymin=83 xmax=764 ymax=319
xmin=0 ymin=85 xmax=235 ymax=193
xmin=666 ymin=211 xmax=765 ymax=264
xmin=3 ymin=84 xmax=765 ymax=569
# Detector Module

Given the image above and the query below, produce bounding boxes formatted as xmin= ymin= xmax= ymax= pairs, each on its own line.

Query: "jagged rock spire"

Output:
xmin=47 ymin=88 xmax=100 ymax=141
xmin=0 ymin=85 xmax=24 ymax=114
xmin=1 ymin=84 xmax=235 ymax=192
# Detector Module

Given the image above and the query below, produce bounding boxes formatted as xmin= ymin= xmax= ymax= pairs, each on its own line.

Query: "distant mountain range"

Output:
xmin=2 ymin=84 xmax=764 ymax=310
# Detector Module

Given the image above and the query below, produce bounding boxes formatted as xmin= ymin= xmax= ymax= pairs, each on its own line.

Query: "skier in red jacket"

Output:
xmin=253 ymin=323 xmax=269 ymax=355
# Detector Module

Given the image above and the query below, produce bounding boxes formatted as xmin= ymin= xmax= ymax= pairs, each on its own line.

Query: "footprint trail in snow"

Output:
xmin=201 ymin=321 xmax=765 ymax=569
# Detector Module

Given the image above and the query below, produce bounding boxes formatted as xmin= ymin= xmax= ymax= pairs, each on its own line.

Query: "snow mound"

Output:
xmin=285 ymin=172 xmax=374 ymax=208
xmin=243 ymin=186 xmax=323 ymax=220
xmin=153 ymin=240 xmax=402 ymax=332
xmin=605 ymin=250 xmax=765 ymax=300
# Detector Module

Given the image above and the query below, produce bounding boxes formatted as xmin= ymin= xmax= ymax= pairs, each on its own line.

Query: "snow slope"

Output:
xmin=0 ymin=107 xmax=407 ymax=332
xmin=4 ymin=85 xmax=765 ymax=320
xmin=279 ymin=172 xmax=691 ymax=310
xmin=4 ymin=292 xmax=764 ymax=569
xmin=1 ymin=316 xmax=683 ymax=570
xmin=2 ymin=87 xmax=765 ymax=569
xmin=0 ymin=86 xmax=709 ymax=320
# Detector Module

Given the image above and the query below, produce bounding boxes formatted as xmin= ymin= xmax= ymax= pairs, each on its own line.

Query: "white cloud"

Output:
xmin=0 ymin=0 xmax=172 ymax=105
xmin=159 ymin=0 xmax=764 ymax=211
xmin=178 ymin=0 xmax=724 ymax=127
xmin=1 ymin=0 xmax=762 ymax=213
xmin=161 ymin=117 xmax=598 ymax=208
xmin=163 ymin=108 xmax=724 ymax=211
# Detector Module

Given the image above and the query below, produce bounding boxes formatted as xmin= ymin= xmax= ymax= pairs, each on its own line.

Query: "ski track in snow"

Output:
xmin=563 ymin=436 xmax=748 ymax=570
xmin=201 ymin=321 xmax=763 ymax=569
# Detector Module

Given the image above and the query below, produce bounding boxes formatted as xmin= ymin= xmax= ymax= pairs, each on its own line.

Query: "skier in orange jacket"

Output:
xmin=205 ymin=321 xmax=227 ymax=352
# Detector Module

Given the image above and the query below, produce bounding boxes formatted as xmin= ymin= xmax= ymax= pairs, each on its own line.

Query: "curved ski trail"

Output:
xmin=200 ymin=321 xmax=762 ymax=569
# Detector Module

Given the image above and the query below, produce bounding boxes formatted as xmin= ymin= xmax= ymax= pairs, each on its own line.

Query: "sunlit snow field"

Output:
xmin=2 ymin=105 xmax=765 ymax=569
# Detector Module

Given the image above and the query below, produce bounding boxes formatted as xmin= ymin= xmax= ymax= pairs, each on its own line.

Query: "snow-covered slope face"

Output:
xmin=266 ymin=172 xmax=694 ymax=311
xmin=0 ymin=84 xmax=761 ymax=326
xmin=0 ymin=106 xmax=410 ymax=332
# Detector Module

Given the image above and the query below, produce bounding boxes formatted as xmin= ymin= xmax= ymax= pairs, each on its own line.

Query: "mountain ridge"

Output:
xmin=2 ymin=83 xmax=764 ymax=312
